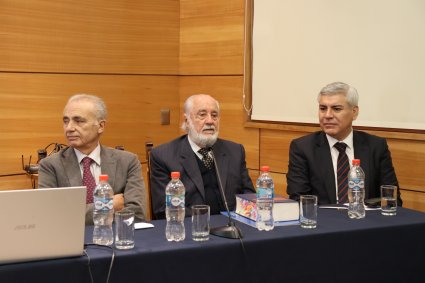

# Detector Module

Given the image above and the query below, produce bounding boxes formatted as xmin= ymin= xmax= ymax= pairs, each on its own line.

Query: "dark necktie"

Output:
xmin=334 ymin=142 xmax=349 ymax=204
xmin=82 ymin=157 xmax=96 ymax=204
xmin=198 ymin=148 xmax=214 ymax=170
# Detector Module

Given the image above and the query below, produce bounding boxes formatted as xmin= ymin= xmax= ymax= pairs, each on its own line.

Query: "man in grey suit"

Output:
xmin=287 ymin=82 xmax=402 ymax=205
xmin=38 ymin=94 xmax=146 ymax=224
xmin=150 ymin=94 xmax=255 ymax=219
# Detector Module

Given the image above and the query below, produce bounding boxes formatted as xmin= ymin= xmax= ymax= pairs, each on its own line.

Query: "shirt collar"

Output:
xmin=326 ymin=130 xmax=354 ymax=150
xmin=74 ymin=144 xmax=101 ymax=165
xmin=187 ymin=135 xmax=202 ymax=156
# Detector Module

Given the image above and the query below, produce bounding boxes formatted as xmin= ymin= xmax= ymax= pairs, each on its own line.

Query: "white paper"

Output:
xmin=319 ymin=204 xmax=381 ymax=211
xmin=134 ymin=222 xmax=154 ymax=229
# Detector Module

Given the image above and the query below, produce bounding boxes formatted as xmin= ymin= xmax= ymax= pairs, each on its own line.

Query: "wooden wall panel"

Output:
xmin=0 ymin=73 xmax=179 ymax=175
xmin=400 ymin=190 xmax=425 ymax=212
xmin=0 ymin=0 xmax=180 ymax=191
xmin=0 ymin=174 xmax=33 ymax=190
xmin=0 ymin=0 xmax=179 ymax=74
xmin=180 ymin=0 xmax=245 ymax=75
xmin=387 ymin=139 xmax=425 ymax=192
xmin=179 ymin=1 xmax=258 ymax=169
xmin=179 ymin=76 xmax=259 ymax=170
xmin=270 ymin=172 xmax=288 ymax=198
xmin=260 ymin=129 xmax=309 ymax=174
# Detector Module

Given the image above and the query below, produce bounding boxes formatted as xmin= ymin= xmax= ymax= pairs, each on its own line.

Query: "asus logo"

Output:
xmin=14 ymin=224 xmax=36 ymax=231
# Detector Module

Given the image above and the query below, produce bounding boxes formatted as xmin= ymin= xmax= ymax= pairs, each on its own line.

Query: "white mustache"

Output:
xmin=202 ymin=126 xmax=215 ymax=131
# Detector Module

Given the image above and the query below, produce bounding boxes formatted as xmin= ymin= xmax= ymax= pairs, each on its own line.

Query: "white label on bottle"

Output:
xmin=94 ymin=198 xmax=113 ymax=210
xmin=166 ymin=194 xmax=184 ymax=208
xmin=256 ymin=187 xmax=274 ymax=198
xmin=349 ymin=178 xmax=364 ymax=191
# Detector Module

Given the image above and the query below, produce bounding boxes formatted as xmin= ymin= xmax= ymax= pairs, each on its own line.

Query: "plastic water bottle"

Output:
xmin=256 ymin=166 xmax=274 ymax=198
xmin=348 ymin=159 xmax=366 ymax=219
xmin=165 ymin=172 xmax=185 ymax=241
xmin=256 ymin=166 xmax=274 ymax=231
xmin=93 ymin=174 xmax=114 ymax=245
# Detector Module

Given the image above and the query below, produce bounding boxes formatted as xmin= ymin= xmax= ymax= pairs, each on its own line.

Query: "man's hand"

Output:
xmin=113 ymin=193 xmax=124 ymax=212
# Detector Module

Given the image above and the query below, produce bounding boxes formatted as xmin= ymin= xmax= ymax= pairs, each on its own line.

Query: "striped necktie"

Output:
xmin=334 ymin=142 xmax=349 ymax=204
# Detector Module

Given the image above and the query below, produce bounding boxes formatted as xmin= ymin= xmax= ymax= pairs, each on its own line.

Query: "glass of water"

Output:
xmin=114 ymin=211 xmax=135 ymax=249
xmin=380 ymin=185 xmax=397 ymax=216
xmin=191 ymin=205 xmax=210 ymax=241
xmin=300 ymin=195 xmax=317 ymax=228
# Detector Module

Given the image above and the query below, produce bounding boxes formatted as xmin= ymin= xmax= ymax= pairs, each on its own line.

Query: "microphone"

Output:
xmin=208 ymin=148 xmax=243 ymax=239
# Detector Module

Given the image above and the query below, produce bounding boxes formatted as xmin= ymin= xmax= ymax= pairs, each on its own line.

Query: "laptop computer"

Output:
xmin=0 ymin=186 xmax=86 ymax=264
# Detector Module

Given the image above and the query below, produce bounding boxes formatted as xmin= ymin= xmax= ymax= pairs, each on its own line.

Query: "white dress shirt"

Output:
xmin=187 ymin=135 xmax=213 ymax=160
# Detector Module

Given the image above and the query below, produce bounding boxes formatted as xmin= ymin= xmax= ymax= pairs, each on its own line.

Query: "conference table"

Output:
xmin=2 ymin=207 xmax=425 ymax=283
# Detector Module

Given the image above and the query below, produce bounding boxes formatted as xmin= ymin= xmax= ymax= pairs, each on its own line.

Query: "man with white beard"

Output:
xmin=150 ymin=94 xmax=255 ymax=219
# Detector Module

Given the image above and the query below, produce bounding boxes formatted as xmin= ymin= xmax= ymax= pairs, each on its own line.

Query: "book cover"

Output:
xmin=235 ymin=193 xmax=299 ymax=222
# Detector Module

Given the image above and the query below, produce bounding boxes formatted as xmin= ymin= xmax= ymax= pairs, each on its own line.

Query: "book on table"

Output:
xmin=235 ymin=193 xmax=299 ymax=222
xmin=221 ymin=211 xmax=299 ymax=228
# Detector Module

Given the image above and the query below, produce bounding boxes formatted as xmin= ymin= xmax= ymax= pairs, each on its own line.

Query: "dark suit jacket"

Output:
xmin=150 ymin=135 xmax=255 ymax=219
xmin=286 ymin=131 xmax=402 ymax=205
xmin=38 ymin=145 xmax=147 ymax=224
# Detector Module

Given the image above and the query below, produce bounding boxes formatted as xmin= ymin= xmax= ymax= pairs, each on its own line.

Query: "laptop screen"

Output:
xmin=0 ymin=186 xmax=86 ymax=264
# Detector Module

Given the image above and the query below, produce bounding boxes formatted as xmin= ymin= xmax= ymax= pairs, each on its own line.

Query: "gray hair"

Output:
xmin=317 ymin=82 xmax=359 ymax=107
xmin=181 ymin=94 xmax=220 ymax=131
xmin=67 ymin=94 xmax=107 ymax=120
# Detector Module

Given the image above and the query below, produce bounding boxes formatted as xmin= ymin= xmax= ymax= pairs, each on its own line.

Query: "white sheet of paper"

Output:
xmin=319 ymin=204 xmax=381 ymax=211
xmin=134 ymin=222 xmax=154 ymax=229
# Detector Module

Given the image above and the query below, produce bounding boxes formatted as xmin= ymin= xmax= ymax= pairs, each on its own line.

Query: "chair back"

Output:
xmin=145 ymin=142 xmax=155 ymax=220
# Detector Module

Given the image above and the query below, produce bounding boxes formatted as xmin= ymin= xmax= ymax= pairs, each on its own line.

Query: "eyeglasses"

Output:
xmin=195 ymin=111 xmax=219 ymax=121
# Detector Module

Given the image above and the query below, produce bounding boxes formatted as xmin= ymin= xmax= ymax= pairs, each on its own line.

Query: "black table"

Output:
xmin=2 ymin=207 xmax=425 ymax=283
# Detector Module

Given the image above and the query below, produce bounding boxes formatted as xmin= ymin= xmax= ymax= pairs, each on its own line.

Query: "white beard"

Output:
xmin=187 ymin=119 xmax=218 ymax=148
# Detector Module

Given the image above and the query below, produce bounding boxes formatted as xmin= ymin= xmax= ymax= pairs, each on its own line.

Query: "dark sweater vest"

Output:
xmin=195 ymin=156 xmax=224 ymax=214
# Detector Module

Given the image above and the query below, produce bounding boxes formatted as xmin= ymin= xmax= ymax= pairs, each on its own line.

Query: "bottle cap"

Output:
xmin=171 ymin=172 xmax=180 ymax=178
xmin=99 ymin=174 xmax=109 ymax=181
xmin=260 ymin=166 xmax=270 ymax=172
xmin=352 ymin=159 xmax=360 ymax=166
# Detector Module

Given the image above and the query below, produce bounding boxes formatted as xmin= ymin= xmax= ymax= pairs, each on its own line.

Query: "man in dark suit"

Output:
xmin=287 ymin=82 xmax=402 ymax=205
xmin=150 ymin=94 xmax=255 ymax=219
xmin=38 ymin=94 xmax=146 ymax=224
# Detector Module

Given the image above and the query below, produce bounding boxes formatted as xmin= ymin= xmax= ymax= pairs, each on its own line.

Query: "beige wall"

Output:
xmin=2 ymin=0 xmax=425 ymax=213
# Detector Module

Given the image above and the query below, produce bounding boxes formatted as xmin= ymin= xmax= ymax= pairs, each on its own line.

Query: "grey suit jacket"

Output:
xmin=38 ymin=145 xmax=146 ymax=224
xmin=286 ymin=131 xmax=402 ymax=205
xmin=150 ymin=135 xmax=255 ymax=219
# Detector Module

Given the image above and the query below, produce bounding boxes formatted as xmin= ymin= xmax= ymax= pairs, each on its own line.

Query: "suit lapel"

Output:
xmin=316 ymin=133 xmax=337 ymax=203
xmin=61 ymin=147 xmax=83 ymax=187
xmin=100 ymin=146 xmax=117 ymax=188
xmin=353 ymin=131 xmax=370 ymax=199
xmin=180 ymin=138 xmax=205 ymax=201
